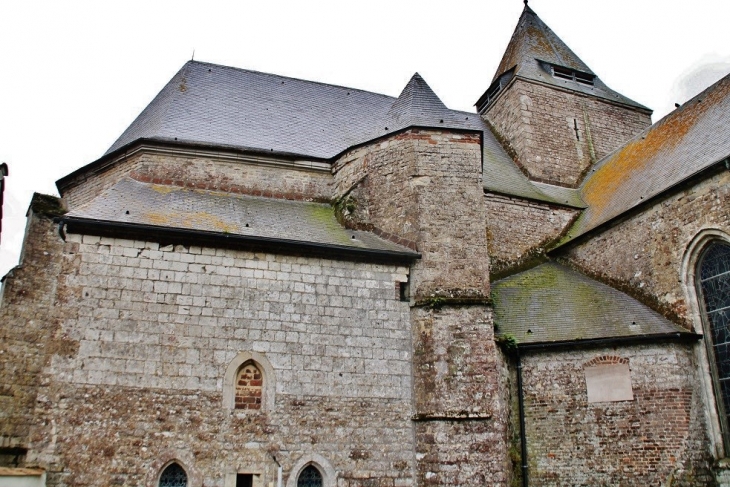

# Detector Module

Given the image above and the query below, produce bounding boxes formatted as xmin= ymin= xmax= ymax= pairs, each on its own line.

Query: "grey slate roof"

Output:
xmin=66 ymin=178 xmax=418 ymax=256
xmin=484 ymin=5 xmax=648 ymax=111
xmin=492 ymin=262 xmax=689 ymax=345
xmin=107 ymin=62 xmax=480 ymax=160
xmin=384 ymin=73 xmax=471 ymax=130
xmin=481 ymin=140 xmax=586 ymax=207
xmin=560 ymin=72 xmax=730 ymax=244
xmin=103 ymin=61 xmax=576 ymax=207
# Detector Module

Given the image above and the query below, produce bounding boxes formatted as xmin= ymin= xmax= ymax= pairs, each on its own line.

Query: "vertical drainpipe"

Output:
xmin=517 ymin=350 xmax=529 ymax=487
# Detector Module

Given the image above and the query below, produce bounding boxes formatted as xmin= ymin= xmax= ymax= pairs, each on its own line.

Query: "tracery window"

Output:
xmin=159 ymin=462 xmax=188 ymax=487
xmin=297 ymin=465 xmax=323 ymax=487
xmin=698 ymin=241 xmax=730 ymax=446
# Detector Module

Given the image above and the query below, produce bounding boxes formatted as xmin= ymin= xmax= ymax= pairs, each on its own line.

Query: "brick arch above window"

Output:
xmin=223 ymin=351 xmax=276 ymax=411
xmin=583 ymin=355 xmax=629 ymax=368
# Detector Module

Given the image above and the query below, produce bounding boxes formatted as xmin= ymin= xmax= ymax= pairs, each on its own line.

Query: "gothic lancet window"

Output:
xmin=159 ymin=463 xmax=188 ymax=487
xmin=297 ymin=465 xmax=323 ymax=487
xmin=698 ymin=242 xmax=730 ymax=446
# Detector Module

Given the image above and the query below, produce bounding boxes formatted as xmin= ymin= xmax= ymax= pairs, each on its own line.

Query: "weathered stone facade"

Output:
xmin=60 ymin=148 xmax=333 ymax=209
xmin=334 ymin=129 xmax=510 ymax=485
xmin=562 ymin=169 xmax=730 ymax=327
xmin=7 ymin=226 xmax=415 ymax=485
xmin=483 ymin=192 xmax=578 ymax=278
xmin=485 ymin=79 xmax=651 ymax=187
xmin=0 ymin=203 xmax=67 ymax=455
xmin=516 ymin=344 xmax=714 ymax=486
xmin=2 ymin=5 xmax=730 ymax=487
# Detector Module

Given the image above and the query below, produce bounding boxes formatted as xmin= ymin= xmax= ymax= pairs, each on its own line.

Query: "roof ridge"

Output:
xmin=104 ymin=63 xmax=191 ymax=156
xmin=157 ymin=62 xmax=192 ymax=144
xmin=185 ymin=60 xmax=396 ymax=100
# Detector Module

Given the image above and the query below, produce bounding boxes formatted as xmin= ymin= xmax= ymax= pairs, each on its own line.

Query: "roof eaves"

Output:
xmin=551 ymin=155 xmax=730 ymax=252
xmin=511 ymin=331 xmax=700 ymax=351
xmin=56 ymin=138 xmax=331 ymax=195
xmin=483 ymin=188 xmax=585 ymax=210
xmin=329 ymin=124 xmax=484 ymax=163
xmin=511 ymin=74 xmax=652 ymax=114
xmin=61 ymin=216 xmax=421 ymax=264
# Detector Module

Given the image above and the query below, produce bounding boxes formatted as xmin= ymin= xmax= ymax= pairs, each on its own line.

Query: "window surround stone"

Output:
xmin=285 ymin=454 xmax=336 ymax=487
xmin=681 ymin=228 xmax=730 ymax=459
xmin=147 ymin=451 xmax=200 ymax=487
xmin=223 ymin=351 xmax=276 ymax=412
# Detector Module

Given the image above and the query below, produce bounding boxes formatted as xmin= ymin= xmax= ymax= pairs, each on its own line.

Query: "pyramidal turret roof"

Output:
xmin=483 ymin=5 xmax=649 ymax=111
xmin=492 ymin=4 xmax=592 ymax=83
xmin=384 ymin=73 xmax=467 ymax=130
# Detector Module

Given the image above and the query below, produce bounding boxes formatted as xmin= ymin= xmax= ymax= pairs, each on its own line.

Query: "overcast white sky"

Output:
xmin=1 ymin=0 xmax=729 ymax=277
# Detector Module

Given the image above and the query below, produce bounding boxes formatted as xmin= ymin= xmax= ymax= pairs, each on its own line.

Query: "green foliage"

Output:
xmin=425 ymin=296 xmax=446 ymax=310
xmin=496 ymin=333 xmax=518 ymax=354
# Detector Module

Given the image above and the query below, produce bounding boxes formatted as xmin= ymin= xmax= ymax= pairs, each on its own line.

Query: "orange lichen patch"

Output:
xmin=581 ymin=79 xmax=724 ymax=219
xmin=525 ymin=24 xmax=555 ymax=61
xmin=142 ymin=211 xmax=237 ymax=233
xmin=187 ymin=212 xmax=237 ymax=233
xmin=142 ymin=212 xmax=173 ymax=226
xmin=150 ymin=184 xmax=180 ymax=195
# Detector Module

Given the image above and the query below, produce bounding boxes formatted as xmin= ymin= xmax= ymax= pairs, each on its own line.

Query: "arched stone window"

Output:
xmin=159 ymin=462 xmax=188 ymax=487
xmin=223 ymin=351 xmax=275 ymax=411
xmin=297 ymin=465 xmax=323 ymax=487
xmin=285 ymin=454 xmax=335 ymax=487
xmin=235 ymin=361 xmax=263 ymax=410
xmin=697 ymin=241 xmax=730 ymax=448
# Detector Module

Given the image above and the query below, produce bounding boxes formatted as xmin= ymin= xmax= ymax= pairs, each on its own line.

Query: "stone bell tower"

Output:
xmin=478 ymin=3 xmax=652 ymax=187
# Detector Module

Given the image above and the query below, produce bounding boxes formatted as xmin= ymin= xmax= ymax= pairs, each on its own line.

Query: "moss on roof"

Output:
xmin=492 ymin=262 xmax=688 ymax=345
xmin=30 ymin=193 xmax=66 ymax=218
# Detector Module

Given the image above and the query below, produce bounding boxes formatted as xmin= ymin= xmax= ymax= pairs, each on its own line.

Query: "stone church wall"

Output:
xmin=62 ymin=150 xmax=333 ymax=210
xmin=4 ymin=223 xmax=419 ymax=485
xmin=334 ymin=129 xmax=489 ymax=298
xmin=485 ymin=79 xmax=651 ymax=187
xmin=520 ymin=343 xmax=714 ymax=486
xmin=483 ymin=193 xmax=578 ymax=278
xmin=0 ymin=205 xmax=68 ymax=457
xmin=336 ymin=129 xmax=511 ymax=485
xmin=562 ymin=169 xmax=730 ymax=327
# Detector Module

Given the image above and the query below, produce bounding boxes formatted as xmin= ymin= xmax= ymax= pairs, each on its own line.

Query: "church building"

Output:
xmin=1 ymin=4 xmax=729 ymax=486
